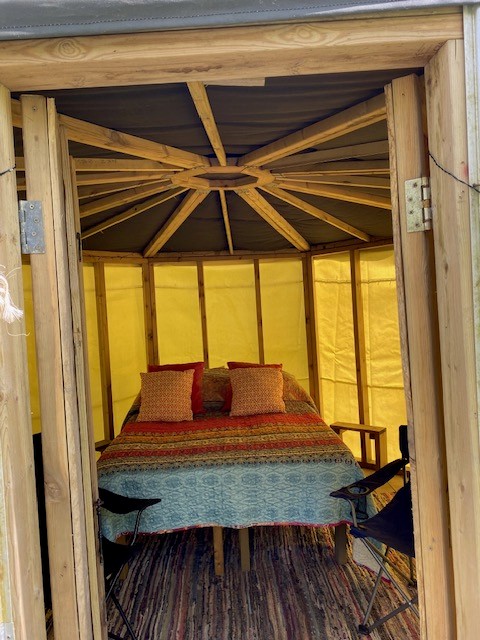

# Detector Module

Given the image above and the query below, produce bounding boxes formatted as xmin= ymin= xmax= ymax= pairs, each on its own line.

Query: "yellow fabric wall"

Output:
xmin=154 ymin=263 xmax=204 ymax=364
xmin=314 ymin=248 xmax=406 ymax=461
xmin=204 ymin=262 xmax=259 ymax=367
xmin=260 ymin=259 xmax=309 ymax=391
xmin=105 ymin=264 xmax=147 ymax=434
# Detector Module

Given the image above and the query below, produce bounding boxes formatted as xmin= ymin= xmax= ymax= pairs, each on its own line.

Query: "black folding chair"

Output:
xmin=98 ymin=488 xmax=161 ymax=640
xmin=330 ymin=425 xmax=418 ymax=636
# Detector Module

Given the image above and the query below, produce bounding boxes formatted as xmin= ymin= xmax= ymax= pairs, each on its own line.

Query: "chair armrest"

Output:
xmin=330 ymin=458 xmax=406 ymax=502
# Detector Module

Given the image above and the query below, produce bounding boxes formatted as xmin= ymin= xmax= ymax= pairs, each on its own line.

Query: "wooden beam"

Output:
xmin=79 ymin=181 xmax=170 ymax=218
xmin=144 ymin=190 xmax=209 ymax=256
xmin=349 ymin=250 xmax=370 ymax=425
xmin=239 ymin=93 xmax=386 ymax=166
xmin=142 ymin=263 xmax=159 ymax=366
xmin=0 ymin=84 xmax=47 ymax=640
xmin=426 ymin=41 xmax=480 ymax=640
xmin=302 ymin=256 xmax=322 ymax=412
xmin=93 ymin=263 xmax=115 ymax=442
xmin=271 ymin=174 xmax=391 ymax=190
xmin=235 ymin=188 xmax=310 ymax=251
xmin=219 ymin=190 xmax=234 ymax=254
xmin=386 ymin=74 xmax=454 ymax=639
xmin=77 ymin=181 xmax=161 ymax=200
xmin=275 ymin=179 xmax=392 ymax=210
xmin=260 ymin=184 xmax=371 ymax=241
xmin=266 ymin=140 xmax=390 ymax=169
xmin=81 ymin=188 xmax=187 ymax=239
xmin=75 ymin=171 xmax=172 ymax=185
xmin=74 ymin=157 xmax=177 ymax=172
xmin=59 ymin=113 xmax=210 ymax=169
xmin=197 ymin=261 xmax=210 ymax=367
xmin=0 ymin=13 xmax=462 ymax=91
xmin=21 ymin=93 xmax=83 ymax=640
xmin=273 ymin=160 xmax=390 ymax=175
xmin=61 ymin=144 xmax=107 ymax=638
xmin=187 ymin=82 xmax=227 ymax=165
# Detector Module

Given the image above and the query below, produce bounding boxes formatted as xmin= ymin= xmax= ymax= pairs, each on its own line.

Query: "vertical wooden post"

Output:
xmin=350 ymin=250 xmax=370 ymax=428
xmin=426 ymin=41 xmax=480 ymax=640
xmin=62 ymin=147 xmax=107 ymax=639
xmin=302 ymin=255 xmax=322 ymax=412
xmin=21 ymin=94 xmax=84 ymax=640
xmin=253 ymin=259 xmax=265 ymax=364
xmin=197 ymin=260 xmax=209 ymax=367
xmin=386 ymin=74 xmax=455 ymax=639
xmin=94 ymin=262 xmax=115 ymax=442
xmin=0 ymin=86 xmax=47 ymax=640
xmin=142 ymin=261 xmax=159 ymax=366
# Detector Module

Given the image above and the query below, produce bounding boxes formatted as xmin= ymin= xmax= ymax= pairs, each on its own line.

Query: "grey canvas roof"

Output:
xmin=0 ymin=0 xmax=471 ymax=40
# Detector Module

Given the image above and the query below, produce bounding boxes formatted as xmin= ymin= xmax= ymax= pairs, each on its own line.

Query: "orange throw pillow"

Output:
xmin=229 ymin=367 xmax=286 ymax=417
xmin=148 ymin=361 xmax=205 ymax=414
xmin=223 ymin=362 xmax=282 ymax=411
xmin=137 ymin=369 xmax=195 ymax=422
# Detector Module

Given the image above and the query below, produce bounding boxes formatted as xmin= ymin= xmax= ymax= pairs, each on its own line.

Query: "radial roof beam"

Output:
xmin=144 ymin=190 xmax=209 ymax=256
xmin=78 ymin=181 xmax=161 ymax=200
xmin=59 ymin=113 xmax=211 ymax=169
xmin=219 ymin=191 xmax=234 ymax=254
xmin=75 ymin=171 xmax=171 ymax=185
xmin=235 ymin=188 xmax=310 ymax=251
xmin=261 ymin=184 xmax=370 ymax=241
xmin=276 ymin=179 xmax=392 ymax=210
xmin=74 ymin=158 xmax=178 ymax=172
xmin=276 ymin=160 xmax=390 ymax=175
xmin=80 ymin=181 xmax=171 ymax=218
xmin=188 ymin=82 xmax=227 ymax=165
xmin=239 ymin=93 xmax=386 ymax=167
xmin=265 ymin=140 xmax=389 ymax=170
xmin=82 ymin=187 xmax=187 ymax=239
xmin=272 ymin=174 xmax=391 ymax=189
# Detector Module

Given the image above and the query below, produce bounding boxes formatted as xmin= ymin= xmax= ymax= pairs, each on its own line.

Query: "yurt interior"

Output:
xmin=1 ymin=7 xmax=478 ymax=640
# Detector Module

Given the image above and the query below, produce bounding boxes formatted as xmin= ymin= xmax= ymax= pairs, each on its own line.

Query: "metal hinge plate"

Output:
xmin=405 ymin=177 xmax=432 ymax=232
xmin=19 ymin=200 xmax=45 ymax=254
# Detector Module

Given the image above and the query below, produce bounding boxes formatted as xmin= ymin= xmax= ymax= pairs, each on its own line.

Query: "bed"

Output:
xmin=97 ymin=366 xmax=367 ymax=572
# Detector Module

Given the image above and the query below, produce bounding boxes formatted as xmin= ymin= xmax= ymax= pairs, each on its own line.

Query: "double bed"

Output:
xmin=97 ymin=367 xmax=366 ymax=572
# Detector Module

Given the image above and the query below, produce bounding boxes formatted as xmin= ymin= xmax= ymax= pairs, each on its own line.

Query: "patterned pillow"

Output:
xmin=137 ymin=369 xmax=195 ymax=422
xmin=148 ymin=361 xmax=205 ymax=413
xmin=229 ymin=367 xmax=286 ymax=417
xmin=223 ymin=362 xmax=282 ymax=410
xmin=201 ymin=367 xmax=230 ymax=403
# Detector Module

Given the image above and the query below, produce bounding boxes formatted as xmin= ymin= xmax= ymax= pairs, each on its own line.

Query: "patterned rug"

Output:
xmin=107 ymin=508 xmax=419 ymax=640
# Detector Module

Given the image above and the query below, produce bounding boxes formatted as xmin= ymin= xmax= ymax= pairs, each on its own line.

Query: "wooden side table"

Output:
xmin=330 ymin=421 xmax=387 ymax=470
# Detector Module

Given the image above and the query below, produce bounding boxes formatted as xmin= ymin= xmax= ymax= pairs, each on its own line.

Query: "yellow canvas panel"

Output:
xmin=204 ymin=262 xmax=259 ymax=368
xmin=259 ymin=259 xmax=309 ymax=391
xmin=22 ymin=264 xmax=41 ymax=434
xmin=105 ymin=264 xmax=146 ymax=434
xmin=82 ymin=265 xmax=105 ymax=443
xmin=360 ymin=247 xmax=407 ymax=460
xmin=313 ymin=253 xmax=359 ymax=455
xmin=154 ymin=263 xmax=203 ymax=364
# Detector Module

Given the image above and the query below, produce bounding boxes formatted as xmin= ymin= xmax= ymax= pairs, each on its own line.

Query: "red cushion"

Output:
xmin=222 ymin=362 xmax=282 ymax=411
xmin=148 ymin=362 xmax=205 ymax=414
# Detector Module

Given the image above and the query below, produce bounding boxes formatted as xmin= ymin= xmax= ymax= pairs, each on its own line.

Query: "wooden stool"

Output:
xmin=330 ymin=422 xmax=387 ymax=470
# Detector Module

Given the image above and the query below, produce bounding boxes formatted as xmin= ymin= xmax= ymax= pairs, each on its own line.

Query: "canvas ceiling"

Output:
xmin=16 ymin=68 xmax=418 ymax=254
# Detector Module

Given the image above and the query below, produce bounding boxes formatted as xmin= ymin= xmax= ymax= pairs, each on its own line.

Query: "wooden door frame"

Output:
xmin=0 ymin=9 xmax=475 ymax=640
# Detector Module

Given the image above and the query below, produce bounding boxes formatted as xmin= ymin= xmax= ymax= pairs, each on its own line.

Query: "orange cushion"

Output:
xmin=229 ymin=367 xmax=286 ymax=417
xmin=223 ymin=362 xmax=282 ymax=411
xmin=148 ymin=361 xmax=205 ymax=414
xmin=137 ymin=369 xmax=195 ymax=422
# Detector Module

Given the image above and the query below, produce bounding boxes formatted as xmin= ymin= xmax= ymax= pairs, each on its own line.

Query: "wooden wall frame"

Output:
xmin=0 ymin=9 xmax=475 ymax=640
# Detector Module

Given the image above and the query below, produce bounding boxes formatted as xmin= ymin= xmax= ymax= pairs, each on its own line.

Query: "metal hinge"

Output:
xmin=405 ymin=177 xmax=432 ymax=232
xmin=18 ymin=200 xmax=45 ymax=254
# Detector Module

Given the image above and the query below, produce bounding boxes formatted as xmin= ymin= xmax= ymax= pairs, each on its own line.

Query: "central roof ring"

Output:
xmin=170 ymin=165 xmax=275 ymax=191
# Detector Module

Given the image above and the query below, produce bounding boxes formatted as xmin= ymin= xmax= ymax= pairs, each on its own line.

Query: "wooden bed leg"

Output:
xmin=239 ymin=528 xmax=250 ymax=571
xmin=334 ymin=523 xmax=348 ymax=565
xmin=212 ymin=526 xmax=225 ymax=576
